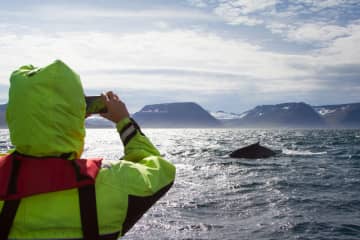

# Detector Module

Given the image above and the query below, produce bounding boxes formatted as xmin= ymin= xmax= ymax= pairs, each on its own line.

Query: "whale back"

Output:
xmin=230 ymin=142 xmax=276 ymax=159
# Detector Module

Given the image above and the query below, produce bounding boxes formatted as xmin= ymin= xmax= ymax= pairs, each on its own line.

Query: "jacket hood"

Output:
xmin=6 ymin=60 xmax=86 ymax=159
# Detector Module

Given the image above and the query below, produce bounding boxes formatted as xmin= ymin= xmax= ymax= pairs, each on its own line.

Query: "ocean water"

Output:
xmin=1 ymin=129 xmax=360 ymax=240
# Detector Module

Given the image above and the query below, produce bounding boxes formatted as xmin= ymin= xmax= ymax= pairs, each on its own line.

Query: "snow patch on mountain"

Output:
xmin=316 ymin=108 xmax=337 ymax=116
xmin=141 ymin=108 xmax=168 ymax=113
xmin=211 ymin=110 xmax=246 ymax=120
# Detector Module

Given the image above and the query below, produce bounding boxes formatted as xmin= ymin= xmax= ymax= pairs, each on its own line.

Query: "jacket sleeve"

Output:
xmin=99 ymin=117 xmax=176 ymax=236
xmin=115 ymin=117 xmax=176 ymax=193
xmin=117 ymin=117 xmax=162 ymax=163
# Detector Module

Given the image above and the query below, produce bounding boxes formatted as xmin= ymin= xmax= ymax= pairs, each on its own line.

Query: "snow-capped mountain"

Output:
xmin=225 ymin=102 xmax=325 ymax=127
xmin=313 ymin=103 xmax=360 ymax=127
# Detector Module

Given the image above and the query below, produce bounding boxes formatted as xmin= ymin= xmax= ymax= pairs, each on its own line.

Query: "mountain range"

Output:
xmin=0 ymin=102 xmax=359 ymax=128
xmin=214 ymin=102 xmax=360 ymax=128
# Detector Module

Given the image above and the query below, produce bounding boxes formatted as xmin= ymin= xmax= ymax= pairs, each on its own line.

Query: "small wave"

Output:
xmin=282 ymin=149 xmax=327 ymax=156
xmin=179 ymin=223 xmax=223 ymax=231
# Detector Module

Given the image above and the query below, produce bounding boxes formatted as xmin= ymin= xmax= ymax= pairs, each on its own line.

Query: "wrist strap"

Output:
xmin=119 ymin=118 xmax=144 ymax=146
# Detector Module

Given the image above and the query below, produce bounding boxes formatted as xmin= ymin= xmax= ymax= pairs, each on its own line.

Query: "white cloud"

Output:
xmin=1 ymin=27 xmax=357 ymax=98
xmin=214 ymin=2 xmax=264 ymax=26
xmin=195 ymin=0 xmax=360 ymax=48
xmin=286 ymin=23 xmax=350 ymax=43
xmin=202 ymin=0 xmax=279 ymax=27
xmin=0 ymin=30 xmax=278 ymax=89
xmin=317 ymin=21 xmax=360 ymax=64
xmin=227 ymin=0 xmax=278 ymax=14
xmin=265 ymin=19 xmax=360 ymax=48
xmin=294 ymin=0 xmax=353 ymax=11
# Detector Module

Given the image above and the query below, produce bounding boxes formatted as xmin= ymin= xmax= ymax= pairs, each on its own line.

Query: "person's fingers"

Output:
xmin=101 ymin=92 xmax=109 ymax=102
xmin=105 ymin=91 xmax=121 ymax=102
xmin=107 ymin=91 xmax=114 ymax=100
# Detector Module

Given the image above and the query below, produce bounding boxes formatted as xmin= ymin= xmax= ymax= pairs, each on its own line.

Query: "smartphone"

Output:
xmin=85 ymin=96 xmax=107 ymax=114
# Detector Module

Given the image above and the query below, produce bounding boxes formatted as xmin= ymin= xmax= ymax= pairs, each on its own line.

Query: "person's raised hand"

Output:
xmin=100 ymin=91 xmax=130 ymax=123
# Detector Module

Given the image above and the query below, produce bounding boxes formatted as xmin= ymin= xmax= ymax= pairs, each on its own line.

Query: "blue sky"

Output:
xmin=1 ymin=0 xmax=359 ymax=113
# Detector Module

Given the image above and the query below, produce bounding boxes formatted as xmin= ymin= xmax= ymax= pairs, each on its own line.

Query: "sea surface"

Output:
xmin=1 ymin=129 xmax=360 ymax=240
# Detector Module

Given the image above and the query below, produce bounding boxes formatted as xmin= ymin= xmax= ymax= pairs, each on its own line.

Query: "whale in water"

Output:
xmin=229 ymin=142 xmax=276 ymax=159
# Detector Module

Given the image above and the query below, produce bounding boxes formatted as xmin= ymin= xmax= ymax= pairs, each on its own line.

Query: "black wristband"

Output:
xmin=119 ymin=118 xmax=144 ymax=146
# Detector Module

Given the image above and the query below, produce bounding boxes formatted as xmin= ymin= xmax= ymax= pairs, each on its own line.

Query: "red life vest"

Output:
xmin=0 ymin=153 xmax=105 ymax=240
xmin=0 ymin=153 xmax=102 ymax=201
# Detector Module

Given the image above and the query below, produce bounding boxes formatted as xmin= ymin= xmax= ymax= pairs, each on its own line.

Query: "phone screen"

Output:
xmin=85 ymin=96 xmax=107 ymax=114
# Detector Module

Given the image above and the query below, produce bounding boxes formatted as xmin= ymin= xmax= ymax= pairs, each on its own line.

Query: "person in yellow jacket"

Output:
xmin=0 ymin=60 xmax=176 ymax=239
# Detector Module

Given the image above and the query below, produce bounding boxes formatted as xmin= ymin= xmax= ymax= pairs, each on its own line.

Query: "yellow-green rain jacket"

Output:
xmin=1 ymin=60 xmax=176 ymax=239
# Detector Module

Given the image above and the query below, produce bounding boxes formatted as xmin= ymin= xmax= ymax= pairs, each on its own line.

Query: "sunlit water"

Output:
xmin=1 ymin=129 xmax=360 ymax=240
